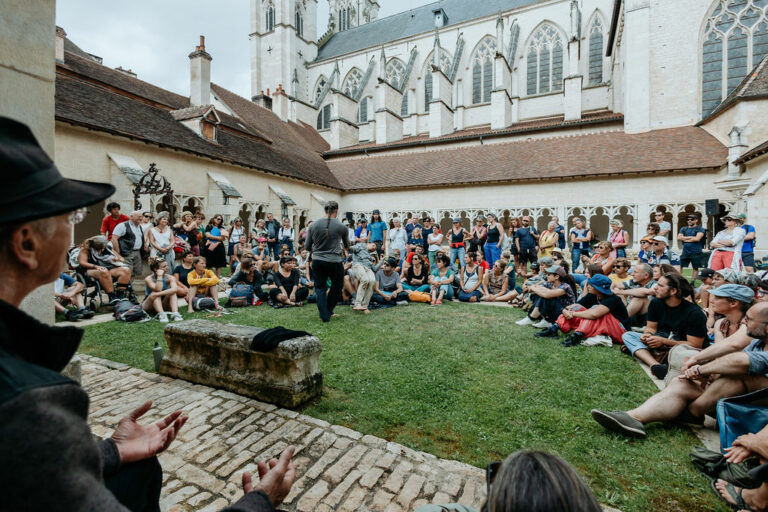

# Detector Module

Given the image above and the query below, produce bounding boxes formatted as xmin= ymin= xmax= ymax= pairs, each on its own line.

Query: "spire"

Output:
xmin=379 ymin=47 xmax=387 ymax=79
xmin=433 ymin=26 xmax=441 ymax=69
xmin=496 ymin=13 xmax=504 ymax=52
xmin=292 ymin=68 xmax=299 ymax=97
xmin=332 ymin=60 xmax=340 ymax=88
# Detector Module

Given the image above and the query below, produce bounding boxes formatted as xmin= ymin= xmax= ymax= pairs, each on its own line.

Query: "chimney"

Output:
xmin=252 ymin=90 xmax=273 ymax=109
xmin=115 ymin=66 xmax=137 ymax=78
xmin=55 ymin=26 xmax=66 ymax=62
xmin=189 ymin=35 xmax=212 ymax=106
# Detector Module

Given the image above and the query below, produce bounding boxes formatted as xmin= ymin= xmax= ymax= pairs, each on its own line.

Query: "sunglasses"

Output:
xmin=651 ymin=242 xmax=664 ymax=246
xmin=143 ymin=214 xmax=153 ymax=218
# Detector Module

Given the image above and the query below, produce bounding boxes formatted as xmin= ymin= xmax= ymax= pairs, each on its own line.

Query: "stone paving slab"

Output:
xmin=81 ymin=355 xmax=486 ymax=512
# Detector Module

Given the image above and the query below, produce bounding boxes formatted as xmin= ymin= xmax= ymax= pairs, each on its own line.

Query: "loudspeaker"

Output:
xmin=345 ymin=211 xmax=354 ymax=224
xmin=705 ymin=199 xmax=719 ymax=215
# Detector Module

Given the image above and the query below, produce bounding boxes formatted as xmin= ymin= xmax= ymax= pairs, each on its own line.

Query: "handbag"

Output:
xmin=717 ymin=387 xmax=768 ymax=454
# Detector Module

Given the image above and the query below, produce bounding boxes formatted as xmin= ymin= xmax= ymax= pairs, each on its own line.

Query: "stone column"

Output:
xmin=564 ymin=39 xmax=582 ymax=121
xmin=429 ymin=67 xmax=454 ymax=138
xmin=2 ymin=0 xmax=56 ymax=324
xmin=328 ymin=89 xmax=359 ymax=149
xmin=375 ymin=78 xmax=403 ymax=144
xmin=491 ymin=53 xmax=514 ymax=130
xmin=634 ymin=203 xmax=651 ymax=251
xmin=455 ymin=79 xmax=465 ymax=131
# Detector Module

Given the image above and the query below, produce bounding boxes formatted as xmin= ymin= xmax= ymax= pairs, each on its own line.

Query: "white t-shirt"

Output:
xmin=112 ymin=221 xmax=145 ymax=250
xmin=230 ymin=226 xmax=244 ymax=243
xmin=658 ymin=221 xmax=672 ymax=238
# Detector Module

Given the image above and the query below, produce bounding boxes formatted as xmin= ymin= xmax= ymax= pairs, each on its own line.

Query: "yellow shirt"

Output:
xmin=538 ymin=230 xmax=557 ymax=259
xmin=187 ymin=269 xmax=219 ymax=294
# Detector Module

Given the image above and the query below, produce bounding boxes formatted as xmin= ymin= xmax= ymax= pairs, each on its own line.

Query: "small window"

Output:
xmin=295 ymin=10 xmax=304 ymax=37
xmin=265 ymin=4 xmax=275 ymax=31
xmin=358 ymin=98 xmax=369 ymax=123
xmin=317 ymin=104 xmax=331 ymax=130
xmin=401 ymin=92 xmax=409 ymax=116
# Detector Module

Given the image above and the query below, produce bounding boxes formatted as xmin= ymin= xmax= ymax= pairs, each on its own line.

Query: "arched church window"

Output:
xmin=526 ymin=23 xmax=564 ymax=95
xmin=317 ymin=104 xmax=331 ymax=130
xmin=588 ymin=17 xmax=604 ymax=85
xmin=702 ymin=0 xmax=768 ymax=116
xmin=401 ymin=91 xmax=409 ymax=116
xmin=424 ymin=49 xmax=453 ymax=112
xmin=295 ymin=9 xmax=304 ymax=37
xmin=338 ymin=7 xmax=354 ymax=31
xmin=358 ymin=97 xmax=371 ymax=123
xmin=471 ymin=36 xmax=496 ymax=104
xmin=385 ymin=58 xmax=406 ymax=90
xmin=342 ymin=68 xmax=364 ymax=98
xmin=314 ymin=76 xmax=327 ymax=102
xmin=265 ymin=3 xmax=275 ymax=32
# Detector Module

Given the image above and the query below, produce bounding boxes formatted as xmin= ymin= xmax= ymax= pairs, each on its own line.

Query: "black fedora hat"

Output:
xmin=0 ymin=117 xmax=115 ymax=224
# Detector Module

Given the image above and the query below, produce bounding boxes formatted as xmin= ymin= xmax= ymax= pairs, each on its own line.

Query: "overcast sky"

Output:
xmin=56 ymin=0 xmax=435 ymax=99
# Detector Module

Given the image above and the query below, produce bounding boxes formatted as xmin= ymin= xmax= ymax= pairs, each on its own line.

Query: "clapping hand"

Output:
xmin=242 ymin=446 xmax=296 ymax=507
xmin=111 ymin=400 xmax=188 ymax=464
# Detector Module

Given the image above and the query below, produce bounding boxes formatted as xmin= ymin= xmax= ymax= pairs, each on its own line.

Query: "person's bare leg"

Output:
xmin=437 ymin=289 xmax=445 ymax=302
xmin=113 ymin=267 xmax=131 ymax=285
xmin=167 ymin=294 xmax=178 ymax=313
xmin=631 ymin=348 xmax=660 ymax=368
xmin=529 ymin=306 xmax=541 ymax=319
xmin=688 ymin=377 xmax=757 ymax=417
xmin=626 ymin=297 xmax=644 ymax=318
xmin=176 ymin=283 xmax=188 ymax=298
xmin=153 ymin=296 xmax=164 ymax=313
xmin=627 ymin=377 xmax=704 ymax=424
xmin=186 ymin=286 xmax=197 ymax=313
xmin=54 ymin=301 xmax=67 ymax=314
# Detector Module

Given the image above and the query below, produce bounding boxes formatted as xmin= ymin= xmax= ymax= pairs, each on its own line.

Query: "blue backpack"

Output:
xmin=228 ymin=283 xmax=254 ymax=307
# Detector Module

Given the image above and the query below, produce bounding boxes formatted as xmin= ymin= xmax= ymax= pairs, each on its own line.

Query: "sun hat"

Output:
xmin=640 ymin=236 xmax=653 ymax=243
xmin=716 ymin=269 xmax=739 ymax=283
xmin=709 ymin=284 xmax=755 ymax=303
xmin=452 ymin=217 xmax=461 ymax=223
xmin=587 ymin=274 xmax=613 ymax=295
xmin=651 ymin=236 xmax=668 ymax=244
xmin=551 ymin=247 xmax=563 ymax=254
xmin=0 ymin=117 xmax=114 ymax=223
xmin=698 ymin=268 xmax=716 ymax=279
xmin=544 ymin=265 xmax=567 ymax=278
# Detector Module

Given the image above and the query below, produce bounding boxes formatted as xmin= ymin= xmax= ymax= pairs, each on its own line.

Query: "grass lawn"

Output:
xmin=77 ymin=302 xmax=726 ymax=512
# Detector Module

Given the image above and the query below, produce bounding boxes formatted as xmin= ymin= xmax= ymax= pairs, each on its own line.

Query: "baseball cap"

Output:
xmin=544 ymin=265 xmax=567 ymax=277
xmin=652 ymin=236 xmax=668 ymax=244
xmin=708 ymin=284 xmax=755 ymax=303
xmin=698 ymin=268 xmax=715 ymax=279
xmin=452 ymin=217 xmax=461 ymax=223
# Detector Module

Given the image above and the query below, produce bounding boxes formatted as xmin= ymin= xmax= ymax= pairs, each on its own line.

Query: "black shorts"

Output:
xmin=742 ymin=252 xmax=755 ymax=267
xmin=518 ymin=248 xmax=538 ymax=265
xmin=680 ymin=252 xmax=704 ymax=269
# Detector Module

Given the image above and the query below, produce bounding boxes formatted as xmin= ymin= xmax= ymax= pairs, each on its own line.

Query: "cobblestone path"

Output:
xmin=82 ymin=356 xmax=486 ymax=512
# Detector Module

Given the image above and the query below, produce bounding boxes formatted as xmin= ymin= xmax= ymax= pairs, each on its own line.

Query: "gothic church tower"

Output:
xmin=328 ymin=0 xmax=379 ymax=34
xmin=250 ymin=0 xmax=318 ymax=101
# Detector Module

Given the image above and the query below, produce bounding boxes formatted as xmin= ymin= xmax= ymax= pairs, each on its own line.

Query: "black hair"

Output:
xmin=435 ymin=253 xmax=450 ymax=266
xmin=106 ymin=202 xmax=120 ymax=211
xmin=280 ymin=256 xmax=297 ymax=265
xmin=661 ymin=272 xmax=695 ymax=302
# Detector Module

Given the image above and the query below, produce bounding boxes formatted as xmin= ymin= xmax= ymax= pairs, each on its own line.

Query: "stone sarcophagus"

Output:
xmin=160 ymin=320 xmax=322 ymax=407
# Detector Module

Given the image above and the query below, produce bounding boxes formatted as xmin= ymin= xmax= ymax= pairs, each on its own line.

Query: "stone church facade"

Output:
xmin=50 ymin=0 xmax=768 ymax=257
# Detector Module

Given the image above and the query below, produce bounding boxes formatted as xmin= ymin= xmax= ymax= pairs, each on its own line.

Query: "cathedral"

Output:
xmin=48 ymin=0 xmax=768 ymax=256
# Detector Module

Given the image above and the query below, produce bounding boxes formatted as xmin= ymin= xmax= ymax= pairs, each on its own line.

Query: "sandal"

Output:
xmin=436 ymin=299 xmax=443 ymax=305
xmin=712 ymin=479 xmax=757 ymax=511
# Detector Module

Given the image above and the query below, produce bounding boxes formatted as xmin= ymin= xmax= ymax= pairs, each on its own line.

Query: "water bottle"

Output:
xmin=153 ymin=341 xmax=164 ymax=372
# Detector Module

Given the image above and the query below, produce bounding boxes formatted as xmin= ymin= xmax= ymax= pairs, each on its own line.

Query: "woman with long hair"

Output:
xmin=203 ymin=214 xmax=227 ymax=278
xmin=147 ymin=211 xmax=175 ymax=270
xmin=305 ymin=201 xmax=350 ymax=322
xmin=428 ymin=253 xmax=455 ymax=305
xmin=507 ymin=217 xmax=522 ymax=271
xmin=143 ymin=258 xmax=182 ymax=322
xmin=402 ymin=252 xmax=430 ymax=293
xmin=458 ymin=250 xmax=484 ymax=302
xmin=469 ymin=216 xmax=487 ymax=254
xmin=484 ymin=214 xmax=505 ymax=266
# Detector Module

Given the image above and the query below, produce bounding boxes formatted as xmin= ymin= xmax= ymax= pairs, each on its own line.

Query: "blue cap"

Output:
xmin=709 ymin=284 xmax=754 ymax=303
xmin=587 ymin=274 xmax=613 ymax=295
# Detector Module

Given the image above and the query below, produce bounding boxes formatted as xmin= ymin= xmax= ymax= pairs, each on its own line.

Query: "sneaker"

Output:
xmin=533 ymin=319 xmax=553 ymax=329
xmin=169 ymin=312 xmax=184 ymax=322
xmin=158 ymin=312 xmax=169 ymax=323
xmin=515 ymin=316 xmax=535 ymax=326
xmin=590 ymin=409 xmax=646 ymax=438
xmin=64 ymin=309 xmax=82 ymax=322
xmin=77 ymin=307 xmax=95 ymax=319
xmin=396 ymin=301 xmax=409 ymax=306
xmin=535 ymin=327 xmax=559 ymax=338
xmin=650 ymin=364 xmax=669 ymax=380
xmin=562 ymin=332 xmax=584 ymax=347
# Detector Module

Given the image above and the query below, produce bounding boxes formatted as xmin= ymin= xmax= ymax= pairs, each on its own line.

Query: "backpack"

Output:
xmin=408 ymin=291 xmax=430 ymax=303
xmin=67 ymin=246 xmax=82 ymax=269
xmin=228 ymin=283 xmax=254 ymax=307
xmin=192 ymin=296 xmax=217 ymax=311
xmin=113 ymin=299 xmax=150 ymax=322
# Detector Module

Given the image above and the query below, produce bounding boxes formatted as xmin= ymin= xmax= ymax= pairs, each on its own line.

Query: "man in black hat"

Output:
xmin=0 ymin=117 xmax=294 ymax=511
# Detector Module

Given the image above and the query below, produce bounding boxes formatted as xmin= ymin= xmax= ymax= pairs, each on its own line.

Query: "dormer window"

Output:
xmin=433 ymin=8 xmax=447 ymax=28
xmin=171 ymin=105 xmax=221 ymax=142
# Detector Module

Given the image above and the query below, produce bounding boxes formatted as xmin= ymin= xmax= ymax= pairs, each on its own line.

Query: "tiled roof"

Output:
xmin=316 ymin=0 xmax=545 ymax=61
xmin=56 ymin=52 xmax=341 ymax=189
xmin=704 ymin=55 xmax=768 ymax=120
xmin=327 ymin=127 xmax=727 ymax=191
xmin=735 ymin=138 xmax=768 ymax=165
xmin=324 ymin=111 xmax=624 ymax=156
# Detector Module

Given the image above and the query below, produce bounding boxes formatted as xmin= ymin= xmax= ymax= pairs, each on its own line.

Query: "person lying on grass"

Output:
xmin=590 ymin=301 xmax=768 ymax=439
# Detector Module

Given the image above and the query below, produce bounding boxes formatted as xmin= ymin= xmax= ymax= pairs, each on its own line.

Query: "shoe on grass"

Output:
xmin=515 ymin=316 xmax=534 ymax=326
xmin=535 ymin=326 xmax=559 ymax=338
xmin=562 ymin=332 xmax=584 ymax=347
xmin=77 ymin=307 xmax=95 ymax=319
xmin=650 ymin=364 xmax=669 ymax=380
xmin=533 ymin=319 xmax=553 ymax=329
xmin=169 ymin=312 xmax=183 ymax=322
xmin=590 ymin=409 xmax=646 ymax=438
xmin=64 ymin=309 xmax=82 ymax=322
xmin=158 ymin=312 xmax=169 ymax=323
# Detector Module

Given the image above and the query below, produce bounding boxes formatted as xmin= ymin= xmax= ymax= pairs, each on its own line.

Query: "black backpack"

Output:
xmin=113 ymin=299 xmax=150 ymax=322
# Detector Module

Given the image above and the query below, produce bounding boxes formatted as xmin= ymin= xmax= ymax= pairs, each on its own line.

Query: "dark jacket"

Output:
xmin=0 ymin=300 xmax=274 ymax=511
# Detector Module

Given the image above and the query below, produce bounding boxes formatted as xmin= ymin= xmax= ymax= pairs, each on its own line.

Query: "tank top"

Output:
xmin=150 ymin=227 xmax=172 ymax=255
xmin=145 ymin=275 xmax=169 ymax=297
xmin=486 ymin=225 xmax=500 ymax=244
xmin=451 ymin=228 xmax=465 ymax=247
xmin=463 ymin=265 xmax=479 ymax=289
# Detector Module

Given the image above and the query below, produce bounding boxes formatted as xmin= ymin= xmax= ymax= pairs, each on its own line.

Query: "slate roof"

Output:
xmin=316 ymin=0 xmax=546 ymax=61
xmin=324 ymin=111 xmax=624 ymax=155
xmin=704 ymin=55 xmax=768 ymax=120
xmin=735 ymin=138 xmax=768 ymax=166
xmin=55 ymin=51 xmax=341 ymax=189
xmin=327 ymin=127 xmax=728 ymax=191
